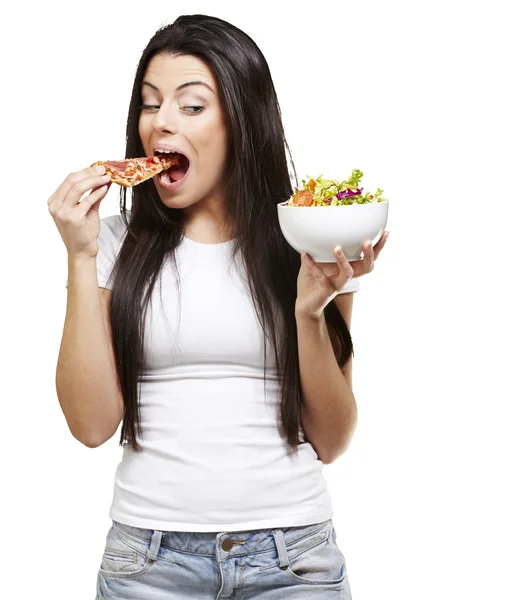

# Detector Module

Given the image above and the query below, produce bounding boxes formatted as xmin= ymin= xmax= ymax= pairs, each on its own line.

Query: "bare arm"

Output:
xmin=55 ymin=256 xmax=123 ymax=447
xmin=297 ymin=292 xmax=357 ymax=464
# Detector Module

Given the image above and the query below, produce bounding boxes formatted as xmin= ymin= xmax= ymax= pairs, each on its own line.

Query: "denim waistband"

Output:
xmin=111 ymin=517 xmax=334 ymax=566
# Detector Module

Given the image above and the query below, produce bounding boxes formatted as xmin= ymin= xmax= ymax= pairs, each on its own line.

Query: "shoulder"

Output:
xmin=99 ymin=211 xmax=131 ymax=246
xmin=100 ymin=210 xmax=130 ymax=236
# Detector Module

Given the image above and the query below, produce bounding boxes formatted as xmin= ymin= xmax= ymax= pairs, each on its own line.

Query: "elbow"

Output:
xmin=82 ymin=437 xmax=105 ymax=449
xmin=75 ymin=433 xmax=104 ymax=448
xmin=82 ymin=427 xmax=117 ymax=448
xmin=320 ymin=442 xmax=350 ymax=465
xmin=320 ymin=423 xmax=358 ymax=465
xmin=61 ymin=405 xmax=120 ymax=449
xmin=71 ymin=428 xmax=109 ymax=449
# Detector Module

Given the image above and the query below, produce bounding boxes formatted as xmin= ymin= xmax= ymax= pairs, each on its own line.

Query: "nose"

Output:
xmin=152 ymin=105 xmax=178 ymax=135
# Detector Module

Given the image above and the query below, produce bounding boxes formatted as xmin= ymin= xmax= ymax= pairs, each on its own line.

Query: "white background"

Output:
xmin=2 ymin=1 xmax=509 ymax=598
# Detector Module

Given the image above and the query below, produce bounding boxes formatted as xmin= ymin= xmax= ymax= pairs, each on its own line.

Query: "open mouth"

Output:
xmin=155 ymin=151 xmax=190 ymax=184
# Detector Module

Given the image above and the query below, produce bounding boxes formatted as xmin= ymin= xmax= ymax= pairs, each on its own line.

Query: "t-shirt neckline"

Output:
xmin=182 ymin=235 xmax=237 ymax=247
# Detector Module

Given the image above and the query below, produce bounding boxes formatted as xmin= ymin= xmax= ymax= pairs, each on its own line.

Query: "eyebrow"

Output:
xmin=141 ymin=80 xmax=214 ymax=93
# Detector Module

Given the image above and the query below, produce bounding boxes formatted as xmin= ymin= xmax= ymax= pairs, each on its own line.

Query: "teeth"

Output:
xmin=154 ymin=149 xmax=177 ymax=154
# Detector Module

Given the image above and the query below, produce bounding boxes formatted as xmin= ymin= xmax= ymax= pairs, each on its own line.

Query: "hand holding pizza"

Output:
xmin=47 ymin=164 xmax=112 ymax=260
xmin=48 ymin=154 xmax=179 ymax=259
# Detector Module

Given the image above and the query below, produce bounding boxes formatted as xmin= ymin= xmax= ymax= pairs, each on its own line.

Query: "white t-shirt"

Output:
xmin=65 ymin=211 xmax=359 ymax=532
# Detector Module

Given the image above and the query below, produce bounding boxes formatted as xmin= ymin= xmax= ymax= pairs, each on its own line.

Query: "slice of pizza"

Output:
xmin=90 ymin=154 xmax=181 ymax=187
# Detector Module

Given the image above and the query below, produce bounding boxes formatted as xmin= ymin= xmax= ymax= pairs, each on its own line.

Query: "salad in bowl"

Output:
xmin=278 ymin=169 xmax=389 ymax=262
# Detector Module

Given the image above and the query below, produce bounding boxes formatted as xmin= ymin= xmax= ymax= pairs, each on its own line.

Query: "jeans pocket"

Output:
xmin=285 ymin=532 xmax=347 ymax=586
xmin=98 ymin=523 xmax=153 ymax=578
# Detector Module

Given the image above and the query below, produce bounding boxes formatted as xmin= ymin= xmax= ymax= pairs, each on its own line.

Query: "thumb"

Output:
xmin=302 ymin=253 xmax=324 ymax=281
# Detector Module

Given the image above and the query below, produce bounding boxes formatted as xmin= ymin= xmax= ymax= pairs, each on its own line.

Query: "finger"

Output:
xmin=77 ymin=184 xmax=109 ymax=217
xmin=333 ymin=246 xmax=354 ymax=287
xmin=303 ymin=253 xmax=331 ymax=285
xmin=48 ymin=165 xmax=108 ymax=211
xmin=48 ymin=165 xmax=106 ymax=207
xmin=62 ymin=173 xmax=111 ymax=212
xmin=91 ymin=179 xmax=112 ymax=197
xmin=333 ymin=246 xmax=352 ymax=270
xmin=373 ymin=231 xmax=389 ymax=260
xmin=362 ymin=240 xmax=375 ymax=272
xmin=305 ymin=252 xmax=349 ymax=296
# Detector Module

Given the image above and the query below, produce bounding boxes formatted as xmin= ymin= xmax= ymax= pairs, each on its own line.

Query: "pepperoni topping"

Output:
xmin=104 ymin=160 xmax=130 ymax=171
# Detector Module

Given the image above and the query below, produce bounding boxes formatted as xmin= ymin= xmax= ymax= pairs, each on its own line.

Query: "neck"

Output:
xmin=182 ymin=198 xmax=235 ymax=244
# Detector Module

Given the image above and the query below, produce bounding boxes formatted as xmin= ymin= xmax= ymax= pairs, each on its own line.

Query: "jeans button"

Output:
xmin=222 ymin=538 xmax=234 ymax=551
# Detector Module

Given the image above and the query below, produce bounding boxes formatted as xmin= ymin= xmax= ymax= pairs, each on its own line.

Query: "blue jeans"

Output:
xmin=96 ymin=518 xmax=352 ymax=598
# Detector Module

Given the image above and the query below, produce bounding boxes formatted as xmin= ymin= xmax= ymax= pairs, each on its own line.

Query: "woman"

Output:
xmin=49 ymin=14 xmax=388 ymax=599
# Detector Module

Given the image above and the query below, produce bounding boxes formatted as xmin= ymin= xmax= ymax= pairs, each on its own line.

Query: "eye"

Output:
xmin=182 ymin=106 xmax=204 ymax=115
xmin=138 ymin=105 xmax=204 ymax=115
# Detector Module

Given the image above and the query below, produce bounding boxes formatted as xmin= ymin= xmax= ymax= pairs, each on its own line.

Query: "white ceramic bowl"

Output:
xmin=277 ymin=200 xmax=389 ymax=262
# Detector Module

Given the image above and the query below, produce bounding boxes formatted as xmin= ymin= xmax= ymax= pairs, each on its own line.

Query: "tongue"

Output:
xmin=168 ymin=165 xmax=188 ymax=182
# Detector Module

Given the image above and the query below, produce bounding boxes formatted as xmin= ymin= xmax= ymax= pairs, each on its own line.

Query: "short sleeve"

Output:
xmin=64 ymin=214 xmax=128 ymax=290
xmin=337 ymin=277 xmax=360 ymax=294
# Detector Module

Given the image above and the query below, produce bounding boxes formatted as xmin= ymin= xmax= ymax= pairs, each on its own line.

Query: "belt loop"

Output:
xmin=271 ymin=528 xmax=289 ymax=570
xmin=147 ymin=530 xmax=163 ymax=562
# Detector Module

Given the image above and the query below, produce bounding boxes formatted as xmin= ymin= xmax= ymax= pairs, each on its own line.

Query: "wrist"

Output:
xmin=68 ymin=254 xmax=97 ymax=266
xmin=337 ymin=277 xmax=360 ymax=294
xmin=294 ymin=301 xmax=324 ymax=323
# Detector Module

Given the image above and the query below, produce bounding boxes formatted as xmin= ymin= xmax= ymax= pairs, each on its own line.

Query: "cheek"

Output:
xmin=138 ymin=118 xmax=152 ymax=150
xmin=194 ymin=113 xmax=227 ymax=150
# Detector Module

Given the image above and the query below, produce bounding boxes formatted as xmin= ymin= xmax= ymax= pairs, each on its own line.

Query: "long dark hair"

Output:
xmin=107 ymin=14 xmax=353 ymax=454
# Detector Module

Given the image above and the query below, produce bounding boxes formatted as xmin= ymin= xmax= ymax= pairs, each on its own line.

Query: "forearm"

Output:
xmin=56 ymin=256 xmax=123 ymax=447
xmin=296 ymin=306 xmax=357 ymax=464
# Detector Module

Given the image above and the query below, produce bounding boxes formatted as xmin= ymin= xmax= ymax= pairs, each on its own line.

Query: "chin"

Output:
xmin=158 ymin=194 xmax=195 ymax=209
xmin=156 ymin=188 xmax=202 ymax=211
